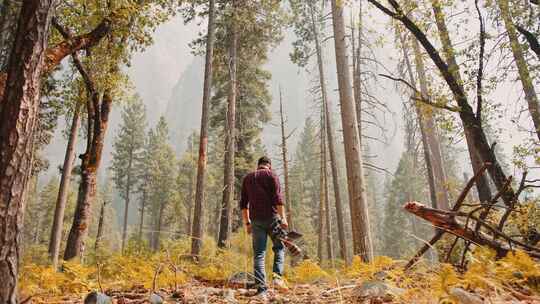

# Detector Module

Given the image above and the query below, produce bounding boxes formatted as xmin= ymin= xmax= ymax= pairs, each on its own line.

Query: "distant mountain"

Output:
xmin=164 ymin=56 xmax=205 ymax=153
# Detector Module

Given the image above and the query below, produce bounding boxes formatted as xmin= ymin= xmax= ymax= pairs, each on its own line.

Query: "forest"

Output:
xmin=0 ymin=0 xmax=539 ymax=303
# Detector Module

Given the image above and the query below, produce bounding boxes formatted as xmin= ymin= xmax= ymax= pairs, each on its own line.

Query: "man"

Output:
xmin=240 ymin=156 xmax=289 ymax=298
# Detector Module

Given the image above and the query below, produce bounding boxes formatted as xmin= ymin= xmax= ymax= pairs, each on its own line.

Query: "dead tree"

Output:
xmin=331 ymin=0 xmax=373 ymax=262
xmin=279 ymin=87 xmax=294 ymax=229
xmin=309 ymin=1 xmax=348 ymax=261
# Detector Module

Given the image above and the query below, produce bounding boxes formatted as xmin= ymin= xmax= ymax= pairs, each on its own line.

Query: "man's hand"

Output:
xmin=246 ymin=223 xmax=252 ymax=234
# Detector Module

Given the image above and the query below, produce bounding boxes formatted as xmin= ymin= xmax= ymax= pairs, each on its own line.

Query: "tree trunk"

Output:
xmin=330 ymin=0 xmax=373 ymax=262
xmin=0 ymin=1 xmax=57 ymax=302
xmin=153 ymin=202 xmax=166 ymax=251
xmin=138 ymin=189 xmax=146 ymax=243
xmin=217 ymin=0 xmax=237 ymax=249
xmin=309 ymin=2 xmax=348 ymax=262
xmin=94 ymin=199 xmax=107 ymax=252
xmin=352 ymin=2 xmax=363 ymax=142
xmin=410 ymin=38 xmax=451 ymax=210
xmin=64 ymin=89 xmax=112 ymax=261
xmin=398 ymin=28 xmax=439 ymax=209
xmin=49 ymin=100 xmax=82 ymax=269
xmin=496 ymin=0 xmax=540 ymax=140
xmin=279 ymin=87 xmax=293 ymax=228
xmin=323 ymin=140 xmax=334 ymax=261
xmin=191 ymin=0 xmax=216 ymax=255
xmin=121 ymin=150 xmax=133 ymax=253
xmin=317 ymin=108 xmax=327 ymax=261
xmin=428 ymin=0 xmax=494 ymax=204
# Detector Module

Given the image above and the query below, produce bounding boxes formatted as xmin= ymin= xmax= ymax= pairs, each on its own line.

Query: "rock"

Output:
xmin=195 ymin=294 xmax=208 ymax=304
xmin=354 ymin=281 xmax=405 ymax=300
xmin=228 ymin=271 xmax=256 ymax=286
xmin=223 ymin=289 xmax=237 ymax=303
xmin=84 ymin=292 xmax=112 ymax=304
xmin=149 ymin=293 xmax=164 ymax=304
xmin=449 ymin=288 xmax=483 ymax=304
xmin=373 ymin=271 xmax=389 ymax=281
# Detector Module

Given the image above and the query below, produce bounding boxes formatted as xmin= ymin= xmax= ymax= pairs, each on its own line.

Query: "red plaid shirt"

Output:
xmin=239 ymin=167 xmax=284 ymax=220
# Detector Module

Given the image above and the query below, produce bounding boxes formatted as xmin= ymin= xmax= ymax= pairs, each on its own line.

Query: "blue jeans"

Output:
xmin=252 ymin=218 xmax=285 ymax=291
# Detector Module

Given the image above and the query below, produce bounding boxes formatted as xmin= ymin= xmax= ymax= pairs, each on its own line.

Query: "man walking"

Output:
xmin=240 ymin=156 xmax=289 ymax=298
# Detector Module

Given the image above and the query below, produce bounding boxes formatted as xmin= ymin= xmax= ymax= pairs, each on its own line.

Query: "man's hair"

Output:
xmin=257 ymin=156 xmax=271 ymax=166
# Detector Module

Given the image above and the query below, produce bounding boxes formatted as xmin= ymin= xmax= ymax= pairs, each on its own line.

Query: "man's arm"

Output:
xmin=271 ymin=173 xmax=288 ymax=227
xmin=239 ymin=177 xmax=252 ymax=232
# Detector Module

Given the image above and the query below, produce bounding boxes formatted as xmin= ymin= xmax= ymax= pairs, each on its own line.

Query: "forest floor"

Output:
xmin=26 ymin=275 xmax=540 ymax=304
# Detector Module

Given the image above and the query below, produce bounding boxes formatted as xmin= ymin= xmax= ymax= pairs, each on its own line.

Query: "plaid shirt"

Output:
xmin=239 ymin=167 xmax=284 ymax=221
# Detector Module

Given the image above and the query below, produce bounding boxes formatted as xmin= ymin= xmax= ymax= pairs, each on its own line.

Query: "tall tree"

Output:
xmin=191 ymin=0 xmax=216 ymax=255
xmin=49 ymin=99 xmax=82 ymax=269
xmin=146 ymin=117 xmax=177 ymax=251
xmin=290 ymin=0 xmax=349 ymax=260
xmin=111 ymin=95 xmax=147 ymax=253
xmin=279 ymin=87 xmax=293 ymax=228
xmin=0 ymin=0 xmax=57 ymax=301
xmin=330 ymin=0 xmax=373 ymax=262
xmin=495 ymin=0 xmax=540 ymax=140
xmin=217 ymin=0 xmax=238 ymax=249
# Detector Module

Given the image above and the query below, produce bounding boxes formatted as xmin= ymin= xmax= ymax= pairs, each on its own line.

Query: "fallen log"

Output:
xmin=404 ymin=201 xmax=540 ymax=259
xmin=404 ymin=163 xmax=491 ymax=269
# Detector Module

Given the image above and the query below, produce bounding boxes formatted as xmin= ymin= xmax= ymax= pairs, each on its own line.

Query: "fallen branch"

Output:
xmin=404 ymin=202 xmax=540 ymax=259
xmin=404 ymin=163 xmax=491 ymax=269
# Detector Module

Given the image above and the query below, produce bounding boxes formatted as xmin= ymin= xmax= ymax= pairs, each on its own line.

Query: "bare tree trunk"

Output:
xmin=121 ymin=151 xmax=133 ymax=253
xmin=191 ymin=0 xmax=216 ymax=255
xmin=410 ymin=38 xmax=451 ymax=210
xmin=153 ymin=202 xmax=166 ymax=251
xmin=64 ymin=89 xmax=112 ymax=261
xmin=352 ymin=2 xmax=363 ymax=141
xmin=496 ymin=0 xmax=540 ymax=140
xmin=49 ymin=100 xmax=82 ymax=269
xmin=309 ymin=2 xmax=348 ymax=261
xmin=317 ymin=109 xmax=327 ymax=261
xmin=0 ymin=1 xmax=57 ymax=302
xmin=94 ymin=199 xmax=107 ymax=252
xmin=428 ymin=1 xmax=493 ymax=204
xmin=323 ymin=140 xmax=334 ymax=261
xmin=398 ymin=29 xmax=439 ymax=209
xmin=330 ymin=0 xmax=373 ymax=262
xmin=217 ymin=0 xmax=237 ymax=249
xmin=138 ymin=189 xmax=146 ymax=242
xmin=279 ymin=87 xmax=293 ymax=228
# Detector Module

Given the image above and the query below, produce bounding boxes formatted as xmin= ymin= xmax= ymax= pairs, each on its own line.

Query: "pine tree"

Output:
xmin=111 ymin=94 xmax=147 ymax=253
xmin=145 ymin=117 xmax=177 ymax=251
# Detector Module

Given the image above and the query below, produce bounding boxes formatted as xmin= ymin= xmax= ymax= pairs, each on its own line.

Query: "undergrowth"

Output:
xmin=20 ymin=232 xmax=540 ymax=302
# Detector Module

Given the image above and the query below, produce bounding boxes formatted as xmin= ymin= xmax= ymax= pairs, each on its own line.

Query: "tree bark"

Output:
xmin=64 ymin=88 xmax=112 ymax=261
xmin=0 ymin=1 xmax=57 ymax=302
xmin=309 ymin=1 xmax=348 ymax=262
xmin=330 ymin=0 xmax=373 ymax=262
xmin=191 ymin=0 xmax=216 ymax=254
xmin=279 ymin=87 xmax=293 ymax=229
xmin=94 ymin=199 xmax=107 ymax=252
xmin=49 ymin=100 xmax=82 ymax=269
xmin=496 ymin=0 xmax=540 ymax=140
xmin=217 ymin=0 xmax=237 ymax=249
